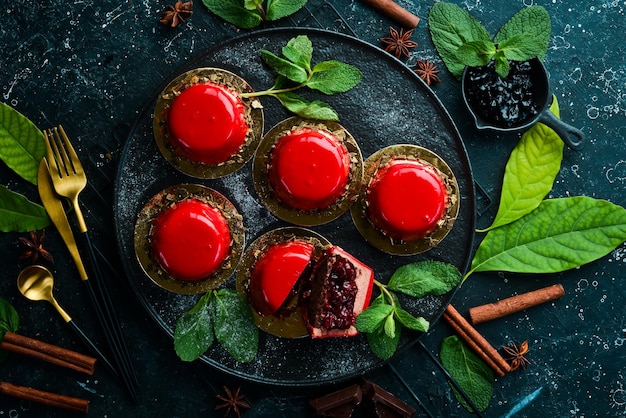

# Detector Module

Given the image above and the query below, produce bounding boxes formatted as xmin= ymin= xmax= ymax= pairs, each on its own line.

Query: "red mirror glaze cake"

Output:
xmin=167 ymin=82 xmax=248 ymax=165
xmin=248 ymin=240 xmax=315 ymax=316
xmin=268 ymin=127 xmax=351 ymax=211
xmin=150 ymin=198 xmax=231 ymax=281
xmin=367 ymin=159 xmax=449 ymax=241
xmin=350 ymin=145 xmax=459 ymax=255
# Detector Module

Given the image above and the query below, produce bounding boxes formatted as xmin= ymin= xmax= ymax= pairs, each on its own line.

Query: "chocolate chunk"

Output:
xmin=309 ymin=383 xmax=363 ymax=418
xmin=362 ymin=380 xmax=416 ymax=418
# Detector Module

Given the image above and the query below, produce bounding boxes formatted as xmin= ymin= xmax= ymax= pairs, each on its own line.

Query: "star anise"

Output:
xmin=502 ymin=340 xmax=531 ymax=371
xmin=19 ymin=230 xmax=53 ymax=264
xmin=380 ymin=27 xmax=418 ymax=59
xmin=160 ymin=0 xmax=193 ymax=28
xmin=215 ymin=386 xmax=251 ymax=418
xmin=414 ymin=60 xmax=441 ymax=86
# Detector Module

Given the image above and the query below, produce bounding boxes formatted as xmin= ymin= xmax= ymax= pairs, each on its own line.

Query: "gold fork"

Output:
xmin=42 ymin=126 xmax=138 ymax=400
xmin=43 ymin=126 xmax=88 ymax=233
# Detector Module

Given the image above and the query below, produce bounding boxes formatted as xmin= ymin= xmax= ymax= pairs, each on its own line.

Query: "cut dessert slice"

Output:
xmin=248 ymin=240 xmax=315 ymax=316
xmin=303 ymin=246 xmax=374 ymax=338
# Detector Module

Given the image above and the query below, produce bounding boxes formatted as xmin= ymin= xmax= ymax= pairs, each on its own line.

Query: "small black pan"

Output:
xmin=462 ymin=57 xmax=585 ymax=151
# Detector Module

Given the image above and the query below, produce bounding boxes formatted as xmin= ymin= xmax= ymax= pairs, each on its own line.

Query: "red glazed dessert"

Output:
xmin=151 ymin=198 xmax=231 ymax=281
xmin=367 ymin=159 xmax=448 ymax=241
xmin=268 ymin=128 xmax=350 ymax=210
xmin=167 ymin=82 xmax=248 ymax=164
xmin=248 ymin=241 xmax=315 ymax=316
xmin=303 ymin=246 xmax=374 ymax=338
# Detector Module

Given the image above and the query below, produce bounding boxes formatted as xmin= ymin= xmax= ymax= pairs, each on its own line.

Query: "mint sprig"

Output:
xmin=428 ymin=3 xmax=551 ymax=78
xmin=356 ymin=261 xmax=461 ymax=360
xmin=240 ymin=35 xmax=362 ymax=121
xmin=202 ymin=0 xmax=308 ymax=29
xmin=440 ymin=335 xmax=494 ymax=412
xmin=174 ymin=288 xmax=258 ymax=363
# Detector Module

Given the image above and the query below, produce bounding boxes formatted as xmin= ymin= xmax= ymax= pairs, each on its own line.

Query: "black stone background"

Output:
xmin=1 ymin=0 xmax=625 ymax=416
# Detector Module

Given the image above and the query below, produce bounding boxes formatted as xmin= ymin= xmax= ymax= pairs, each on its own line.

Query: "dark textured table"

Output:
xmin=2 ymin=0 xmax=625 ymax=416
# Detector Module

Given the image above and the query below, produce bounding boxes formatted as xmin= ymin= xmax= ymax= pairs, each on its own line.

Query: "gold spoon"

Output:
xmin=17 ymin=265 xmax=117 ymax=376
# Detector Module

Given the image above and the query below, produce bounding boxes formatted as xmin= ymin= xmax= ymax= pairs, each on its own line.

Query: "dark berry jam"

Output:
xmin=318 ymin=256 xmax=358 ymax=330
xmin=464 ymin=60 xmax=541 ymax=128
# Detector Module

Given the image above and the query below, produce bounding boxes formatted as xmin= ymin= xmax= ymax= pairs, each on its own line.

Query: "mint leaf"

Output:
xmin=356 ymin=303 xmax=394 ymax=333
xmin=494 ymin=52 xmax=510 ymax=78
xmin=281 ymin=35 xmax=313 ymax=70
xmin=428 ymin=2 xmax=491 ymax=78
xmin=394 ymin=308 xmax=429 ymax=333
xmin=0 ymin=297 xmax=19 ymax=335
xmin=273 ymin=92 xmax=339 ymax=121
xmin=0 ymin=297 xmax=19 ymax=363
xmin=480 ymin=98 xmax=562 ymax=232
xmin=366 ymin=323 xmax=401 ymax=360
xmin=440 ymin=335 xmax=493 ymax=412
xmin=387 ymin=261 xmax=461 ymax=298
xmin=243 ymin=0 xmax=261 ymax=10
xmin=468 ymin=196 xmax=626 ymax=277
xmin=0 ymin=185 xmax=50 ymax=232
xmin=498 ymin=33 xmax=548 ymax=62
xmin=266 ymin=0 xmax=307 ymax=21
xmin=494 ymin=5 xmax=551 ymax=60
xmin=202 ymin=0 xmax=262 ymax=29
xmin=174 ymin=292 xmax=214 ymax=362
xmin=308 ymin=61 xmax=362 ymax=94
xmin=383 ymin=314 xmax=396 ymax=339
xmin=456 ymin=40 xmax=496 ymax=67
xmin=211 ymin=289 xmax=258 ymax=363
xmin=0 ymin=102 xmax=46 ymax=185
xmin=261 ymin=49 xmax=308 ymax=84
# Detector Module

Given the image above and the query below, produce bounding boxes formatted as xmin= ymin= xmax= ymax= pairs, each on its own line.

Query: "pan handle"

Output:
xmin=537 ymin=109 xmax=585 ymax=151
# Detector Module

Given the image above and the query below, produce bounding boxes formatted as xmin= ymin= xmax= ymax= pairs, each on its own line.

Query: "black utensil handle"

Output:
xmin=538 ymin=109 xmax=585 ymax=151
xmin=79 ymin=230 xmax=138 ymax=400
xmin=66 ymin=319 xmax=118 ymax=379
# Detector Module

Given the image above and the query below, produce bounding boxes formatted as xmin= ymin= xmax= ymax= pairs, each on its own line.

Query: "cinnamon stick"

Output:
xmin=443 ymin=305 xmax=511 ymax=377
xmin=360 ymin=0 xmax=420 ymax=28
xmin=1 ymin=332 xmax=96 ymax=375
xmin=0 ymin=382 xmax=89 ymax=413
xmin=469 ymin=284 xmax=565 ymax=325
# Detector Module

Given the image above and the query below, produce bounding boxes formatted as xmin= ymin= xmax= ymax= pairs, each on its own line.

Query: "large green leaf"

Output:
xmin=428 ymin=2 xmax=491 ymax=78
xmin=480 ymin=98 xmax=563 ymax=232
xmin=468 ymin=196 xmax=626 ymax=276
xmin=0 ymin=102 xmax=45 ymax=185
xmin=0 ymin=185 xmax=50 ymax=232
xmin=440 ymin=335 xmax=493 ymax=412
xmin=494 ymin=5 xmax=551 ymax=60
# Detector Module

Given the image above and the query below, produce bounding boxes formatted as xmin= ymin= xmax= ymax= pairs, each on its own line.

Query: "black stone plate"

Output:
xmin=113 ymin=28 xmax=476 ymax=387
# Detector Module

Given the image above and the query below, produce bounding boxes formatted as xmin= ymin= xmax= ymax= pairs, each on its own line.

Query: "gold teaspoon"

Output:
xmin=17 ymin=265 xmax=117 ymax=377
